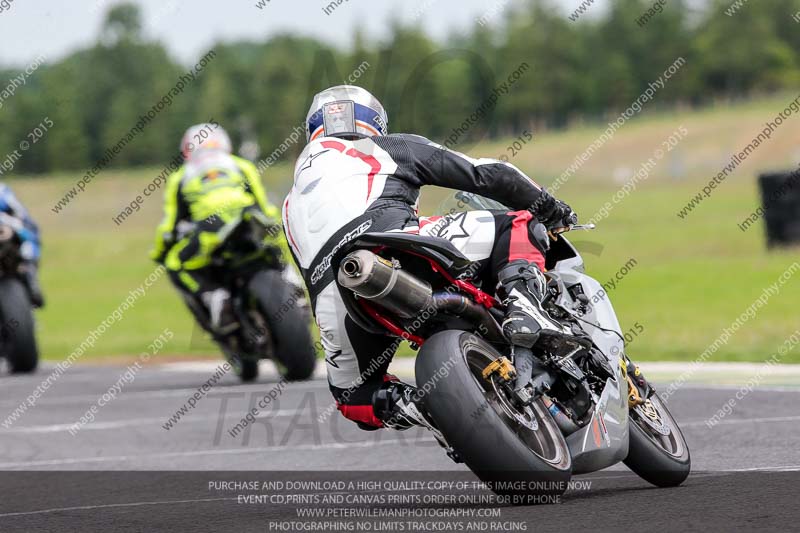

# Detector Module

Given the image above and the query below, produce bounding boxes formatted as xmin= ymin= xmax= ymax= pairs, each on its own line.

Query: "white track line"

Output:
xmin=0 ymin=437 xmax=437 ymax=469
xmin=0 ymin=381 xmax=794 ymax=410
xmin=8 ymin=409 xmax=800 ymax=436
xmin=675 ymin=384 xmax=800 ymax=393
xmin=3 ymin=417 xmax=175 ymax=434
xmin=4 ymin=412 xmax=800 ymax=468
xmin=0 ymin=497 xmax=236 ymax=519
xmin=722 ymin=465 xmax=800 ymax=472
xmin=1 ymin=377 xmax=796 ymax=410
xmin=2 ymin=409 xmax=302 ymax=434
xmin=0 ymin=381 xmax=329 ymax=408
xmin=681 ymin=414 xmax=800 ymax=428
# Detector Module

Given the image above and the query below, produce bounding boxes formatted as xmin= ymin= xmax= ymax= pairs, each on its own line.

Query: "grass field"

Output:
xmin=8 ymin=94 xmax=800 ymax=364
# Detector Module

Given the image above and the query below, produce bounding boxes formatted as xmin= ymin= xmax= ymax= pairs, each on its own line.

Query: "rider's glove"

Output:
xmin=552 ymin=202 xmax=578 ymax=228
xmin=531 ymin=192 xmax=577 ymax=230
xmin=149 ymin=248 xmax=166 ymax=265
xmin=149 ymin=237 xmax=173 ymax=265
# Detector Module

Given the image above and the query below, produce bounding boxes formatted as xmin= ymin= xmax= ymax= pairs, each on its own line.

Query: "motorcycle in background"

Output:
xmin=0 ymin=213 xmax=39 ymax=373
xmin=181 ymin=210 xmax=317 ymax=382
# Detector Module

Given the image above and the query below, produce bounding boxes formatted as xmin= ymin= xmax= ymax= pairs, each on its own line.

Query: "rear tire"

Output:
xmin=0 ymin=277 xmax=38 ymax=373
xmin=250 ymin=269 xmax=316 ymax=381
xmin=624 ymin=394 xmax=691 ymax=487
xmin=416 ymin=331 xmax=572 ymax=501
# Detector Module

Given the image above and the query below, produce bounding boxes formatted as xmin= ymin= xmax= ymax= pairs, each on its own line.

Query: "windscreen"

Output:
xmin=435 ymin=191 xmax=509 ymax=215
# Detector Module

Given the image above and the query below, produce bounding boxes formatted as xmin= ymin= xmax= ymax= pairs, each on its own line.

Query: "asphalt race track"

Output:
xmin=1 ymin=361 xmax=799 ymax=532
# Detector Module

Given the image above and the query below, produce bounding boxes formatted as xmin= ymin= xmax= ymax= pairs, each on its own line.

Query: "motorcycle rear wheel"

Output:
xmin=416 ymin=330 xmax=572 ymax=501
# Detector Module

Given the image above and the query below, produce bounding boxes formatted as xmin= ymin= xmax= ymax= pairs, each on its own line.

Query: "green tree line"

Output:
xmin=1 ymin=0 xmax=799 ymax=175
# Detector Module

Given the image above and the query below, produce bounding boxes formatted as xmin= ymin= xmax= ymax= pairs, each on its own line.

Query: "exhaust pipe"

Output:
xmin=338 ymin=249 xmax=433 ymax=319
xmin=338 ymin=249 xmax=505 ymax=340
xmin=542 ymin=397 xmax=580 ymax=435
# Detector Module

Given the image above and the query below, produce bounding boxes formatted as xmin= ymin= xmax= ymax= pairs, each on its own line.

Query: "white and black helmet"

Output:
xmin=180 ymin=123 xmax=232 ymax=160
xmin=305 ymin=85 xmax=388 ymax=142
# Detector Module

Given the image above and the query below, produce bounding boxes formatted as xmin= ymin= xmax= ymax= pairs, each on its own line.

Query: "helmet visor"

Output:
xmin=322 ymin=100 xmax=357 ymax=138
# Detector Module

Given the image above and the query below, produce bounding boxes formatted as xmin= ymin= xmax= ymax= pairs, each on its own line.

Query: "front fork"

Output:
xmin=484 ymin=345 xmax=651 ymax=416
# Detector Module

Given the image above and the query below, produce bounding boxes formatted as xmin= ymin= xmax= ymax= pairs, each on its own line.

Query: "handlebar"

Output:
xmin=548 ymin=222 xmax=596 ymax=239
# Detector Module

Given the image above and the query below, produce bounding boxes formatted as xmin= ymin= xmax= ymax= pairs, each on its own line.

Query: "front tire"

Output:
xmin=250 ymin=269 xmax=316 ymax=381
xmin=416 ymin=331 xmax=572 ymax=500
xmin=222 ymin=345 xmax=259 ymax=383
xmin=236 ymin=358 xmax=259 ymax=382
xmin=0 ymin=277 xmax=38 ymax=373
xmin=624 ymin=393 xmax=691 ymax=487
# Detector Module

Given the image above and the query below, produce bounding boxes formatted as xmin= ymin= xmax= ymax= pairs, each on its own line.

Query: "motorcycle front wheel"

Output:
xmin=222 ymin=346 xmax=259 ymax=383
xmin=249 ymin=269 xmax=316 ymax=381
xmin=624 ymin=392 xmax=691 ymax=487
xmin=0 ymin=277 xmax=38 ymax=373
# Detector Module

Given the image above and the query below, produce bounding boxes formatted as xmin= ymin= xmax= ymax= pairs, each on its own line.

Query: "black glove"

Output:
xmin=553 ymin=202 xmax=578 ymax=227
xmin=531 ymin=192 xmax=577 ymax=230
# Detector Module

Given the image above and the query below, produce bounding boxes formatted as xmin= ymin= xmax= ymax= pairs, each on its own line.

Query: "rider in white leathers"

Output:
xmin=283 ymin=85 xmax=576 ymax=430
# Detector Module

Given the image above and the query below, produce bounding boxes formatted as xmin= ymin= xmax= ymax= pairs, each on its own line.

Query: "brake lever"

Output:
xmin=547 ymin=223 xmax=596 ymax=240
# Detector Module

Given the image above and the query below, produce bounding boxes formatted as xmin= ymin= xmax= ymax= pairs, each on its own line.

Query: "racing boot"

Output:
xmin=372 ymin=378 xmax=461 ymax=460
xmin=372 ymin=379 xmax=436 ymax=431
xmin=496 ymin=260 xmax=566 ymax=348
xmin=200 ymin=288 xmax=238 ymax=336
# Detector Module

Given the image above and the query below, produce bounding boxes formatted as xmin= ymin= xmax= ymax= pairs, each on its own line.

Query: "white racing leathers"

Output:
xmin=282 ymin=133 xmax=556 ymax=428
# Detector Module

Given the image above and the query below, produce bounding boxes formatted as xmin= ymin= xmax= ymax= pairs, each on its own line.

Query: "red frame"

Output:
xmin=358 ymin=299 xmax=426 ymax=346
xmin=355 ymin=247 xmax=497 ymax=346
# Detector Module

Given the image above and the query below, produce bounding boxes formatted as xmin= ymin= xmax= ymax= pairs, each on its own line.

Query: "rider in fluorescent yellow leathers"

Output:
xmin=150 ymin=123 xmax=287 ymax=334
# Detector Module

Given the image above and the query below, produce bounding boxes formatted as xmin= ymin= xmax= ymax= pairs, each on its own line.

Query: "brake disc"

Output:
xmin=488 ymin=375 xmax=538 ymax=431
xmin=635 ymin=398 xmax=670 ymax=436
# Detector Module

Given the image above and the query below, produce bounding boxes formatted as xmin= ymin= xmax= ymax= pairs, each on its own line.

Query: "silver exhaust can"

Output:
xmin=337 ymin=249 xmax=433 ymax=318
